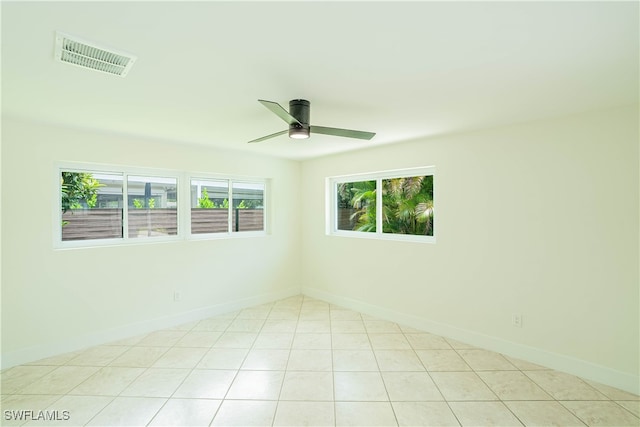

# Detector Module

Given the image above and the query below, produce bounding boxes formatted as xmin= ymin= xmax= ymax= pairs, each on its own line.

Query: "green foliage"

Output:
xmin=382 ymin=176 xmax=433 ymax=235
xmin=133 ymin=198 xmax=156 ymax=209
xmin=342 ymin=176 xmax=434 ymax=235
xmin=61 ymin=172 xmax=104 ymax=213
xmin=237 ymin=199 xmax=262 ymax=209
xmin=196 ymin=190 xmax=258 ymax=210
xmin=339 ymin=181 xmax=377 ymax=232
xmin=86 ymin=193 xmax=98 ymax=208
xmin=198 ymin=188 xmax=215 ymax=208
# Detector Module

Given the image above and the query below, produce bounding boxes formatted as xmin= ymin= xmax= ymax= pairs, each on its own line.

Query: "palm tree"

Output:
xmin=338 ymin=180 xmax=376 ymax=232
xmin=382 ymin=176 xmax=433 ymax=235
xmin=341 ymin=176 xmax=433 ymax=235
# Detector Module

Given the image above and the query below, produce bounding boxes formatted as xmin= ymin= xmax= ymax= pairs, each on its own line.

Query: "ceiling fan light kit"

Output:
xmin=289 ymin=126 xmax=310 ymax=139
xmin=288 ymin=99 xmax=310 ymax=139
xmin=249 ymin=99 xmax=375 ymax=144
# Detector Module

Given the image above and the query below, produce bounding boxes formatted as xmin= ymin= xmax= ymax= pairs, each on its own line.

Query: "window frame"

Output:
xmin=187 ymin=174 xmax=267 ymax=239
xmin=54 ymin=162 xmax=268 ymax=249
xmin=326 ymin=166 xmax=436 ymax=244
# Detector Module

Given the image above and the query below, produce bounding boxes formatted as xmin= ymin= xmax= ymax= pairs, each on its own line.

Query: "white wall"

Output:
xmin=300 ymin=106 xmax=639 ymax=393
xmin=2 ymin=107 xmax=638 ymax=394
xmin=1 ymin=117 xmax=302 ymax=366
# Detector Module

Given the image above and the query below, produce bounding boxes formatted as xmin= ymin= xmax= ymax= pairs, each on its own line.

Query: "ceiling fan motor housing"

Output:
xmin=289 ymin=99 xmax=310 ymax=138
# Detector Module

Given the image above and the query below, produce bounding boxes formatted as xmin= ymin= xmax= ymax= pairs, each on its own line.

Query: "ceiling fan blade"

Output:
xmin=258 ymin=100 xmax=301 ymax=126
xmin=247 ymin=129 xmax=288 ymax=144
xmin=310 ymin=125 xmax=376 ymax=140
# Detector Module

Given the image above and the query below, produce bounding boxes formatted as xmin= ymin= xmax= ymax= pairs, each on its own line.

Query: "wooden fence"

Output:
xmin=233 ymin=209 xmax=264 ymax=232
xmin=62 ymin=209 xmax=123 ymax=241
xmin=190 ymin=209 xmax=264 ymax=233
xmin=191 ymin=209 xmax=228 ymax=234
xmin=337 ymin=208 xmax=359 ymax=231
xmin=62 ymin=208 xmax=264 ymax=240
xmin=129 ymin=209 xmax=178 ymax=237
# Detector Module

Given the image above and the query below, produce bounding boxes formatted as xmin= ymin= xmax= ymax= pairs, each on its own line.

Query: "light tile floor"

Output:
xmin=1 ymin=296 xmax=638 ymax=426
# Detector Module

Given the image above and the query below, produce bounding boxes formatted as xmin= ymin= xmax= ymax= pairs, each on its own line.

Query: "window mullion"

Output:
xmin=228 ymin=179 xmax=233 ymax=233
xmin=122 ymin=173 xmax=129 ymax=239
xmin=56 ymin=167 xmax=63 ymax=244
xmin=181 ymin=174 xmax=190 ymax=238
xmin=262 ymin=181 xmax=268 ymax=234
xmin=335 ymin=178 xmax=346 ymax=233
xmin=175 ymin=175 xmax=181 ymax=238
xmin=332 ymin=180 xmax=338 ymax=233
xmin=376 ymin=177 xmax=383 ymax=234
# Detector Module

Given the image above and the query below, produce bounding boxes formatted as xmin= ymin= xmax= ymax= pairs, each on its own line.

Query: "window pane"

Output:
xmin=336 ymin=180 xmax=376 ymax=232
xmin=61 ymin=171 xmax=123 ymax=241
xmin=382 ymin=175 xmax=433 ymax=236
xmin=231 ymin=182 xmax=264 ymax=232
xmin=191 ymin=179 xmax=229 ymax=234
xmin=127 ymin=175 xmax=178 ymax=238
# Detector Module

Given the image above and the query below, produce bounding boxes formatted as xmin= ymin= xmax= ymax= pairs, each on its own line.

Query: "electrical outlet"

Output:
xmin=512 ymin=313 xmax=522 ymax=328
xmin=173 ymin=291 xmax=182 ymax=302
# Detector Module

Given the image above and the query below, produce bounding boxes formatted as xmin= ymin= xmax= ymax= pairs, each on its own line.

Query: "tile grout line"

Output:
xmin=328 ymin=300 xmax=338 ymax=427
xmin=402 ymin=325 xmax=463 ymax=427
xmin=270 ymin=299 xmax=300 ymax=427
xmin=212 ymin=304 xmax=272 ymax=426
xmin=453 ymin=348 xmax=527 ymax=426
xmin=364 ymin=319 xmax=400 ymax=427
xmin=145 ymin=314 xmax=230 ymax=427
xmin=3 ymin=295 xmax=639 ymax=426
xmin=88 ymin=314 xmax=224 ymax=426
xmin=610 ymin=400 xmax=640 ymax=419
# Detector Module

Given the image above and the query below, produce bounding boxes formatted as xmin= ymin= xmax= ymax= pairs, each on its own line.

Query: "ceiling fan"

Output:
xmin=248 ymin=99 xmax=376 ymax=143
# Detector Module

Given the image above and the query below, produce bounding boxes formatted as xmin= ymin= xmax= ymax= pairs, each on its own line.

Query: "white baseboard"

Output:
xmin=1 ymin=287 xmax=300 ymax=370
xmin=303 ymin=287 xmax=640 ymax=395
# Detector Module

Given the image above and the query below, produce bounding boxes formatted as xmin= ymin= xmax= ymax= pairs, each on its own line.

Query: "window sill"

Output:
xmin=329 ymin=230 xmax=436 ymax=244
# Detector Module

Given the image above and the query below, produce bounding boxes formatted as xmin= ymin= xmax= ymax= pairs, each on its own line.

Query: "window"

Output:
xmin=58 ymin=166 xmax=180 ymax=246
xmin=127 ymin=175 xmax=178 ymax=238
xmin=232 ymin=181 xmax=265 ymax=232
xmin=382 ymin=175 xmax=433 ymax=236
xmin=191 ymin=179 xmax=229 ymax=234
xmin=61 ymin=171 xmax=123 ymax=241
xmin=328 ymin=167 xmax=435 ymax=243
xmin=57 ymin=164 xmax=267 ymax=247
xmin=189 ymin=178 xmax=265 ymax=235
xmin=336 ymin=180 xmax=376 ymax=232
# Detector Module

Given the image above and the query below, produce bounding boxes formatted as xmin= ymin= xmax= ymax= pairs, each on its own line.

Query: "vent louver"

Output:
xmin=55 ymin=32 xmax=136 ymax=77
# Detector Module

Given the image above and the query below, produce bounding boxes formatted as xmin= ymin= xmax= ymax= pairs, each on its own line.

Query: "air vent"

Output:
xmin=54 ymin=32 xmax=136 ymax=77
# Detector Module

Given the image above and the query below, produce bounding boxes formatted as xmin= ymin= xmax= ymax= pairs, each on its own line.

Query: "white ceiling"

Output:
xmin=2 ymin=1 xmax=638 ymax=160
